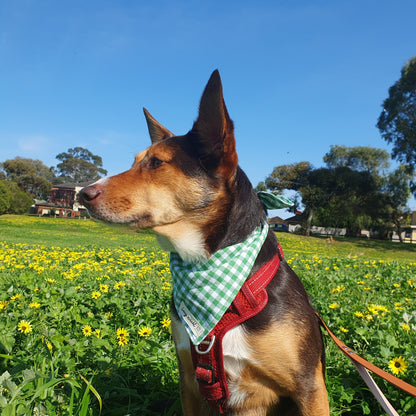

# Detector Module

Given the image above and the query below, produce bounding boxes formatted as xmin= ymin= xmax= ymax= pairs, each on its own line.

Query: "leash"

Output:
xmin=316 ymin=312 xmax=416 ymax=416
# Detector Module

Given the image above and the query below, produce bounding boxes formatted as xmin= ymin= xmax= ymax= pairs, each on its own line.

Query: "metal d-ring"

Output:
xmin=195 ymin=336 xmax=216 ymax=355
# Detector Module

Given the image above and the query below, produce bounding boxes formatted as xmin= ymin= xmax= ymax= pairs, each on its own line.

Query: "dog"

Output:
xmin=78 ymin=70 xmax=329 ymax=415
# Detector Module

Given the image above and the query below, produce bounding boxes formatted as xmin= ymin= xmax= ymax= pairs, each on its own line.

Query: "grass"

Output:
xmin=0 ymin=215 xmax=415 ymax=415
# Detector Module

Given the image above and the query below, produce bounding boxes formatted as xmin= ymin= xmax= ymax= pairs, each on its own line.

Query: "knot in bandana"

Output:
xmin=170 ymin=222 xmax=269 ymax=345
xmin=257 ymin=191 xmax=294 ymax=210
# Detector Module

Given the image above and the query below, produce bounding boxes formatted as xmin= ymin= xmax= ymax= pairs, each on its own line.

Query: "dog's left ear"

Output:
xmin=192 ymin=70 xmax=238 ymax=177
xmin=143 ymin=108 xmax=174 ymax=144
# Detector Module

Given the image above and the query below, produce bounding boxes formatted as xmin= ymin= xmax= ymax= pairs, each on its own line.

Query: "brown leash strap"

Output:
xmin=316 ymin=313 xmax=416 ymax=398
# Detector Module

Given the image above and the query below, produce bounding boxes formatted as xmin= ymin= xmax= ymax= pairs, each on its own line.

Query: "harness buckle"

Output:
xmin=195 ymin=335 xmax=216 ymax=354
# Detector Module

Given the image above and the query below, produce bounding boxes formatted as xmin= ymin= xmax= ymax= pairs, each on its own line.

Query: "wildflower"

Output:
xmin=340 ymin=326 xmax=349 ymax=333
xmin=118 ymin=336 xmax=128 ymax=346
xmin=91 ymin=291 xmax=101 ymax=299
xmin=46 ymin=278 xmax=56 ymax=284
xmin=116 ymin=328 xmax=129 ymax=346
xmin=82 ymin=325 xmax=93 ymax=337
xmin=18 ymin=320 xmax=32 ymax=334
xmin=388 ymin=356 xmax=408 ymax=376
xmin=114 ymin=281 xmax=126 ymax=290
xmin=117 ymin=328 xmax=129 ymax=339
xmin=161 ymin=318 xmax=171 ymax=329
xmin=401 ymin=323 xmax=411 ymax=332
xmin=331 ymin=285 xmax=345 ymax=293
xmin=329 ymin=303 xmax=339 ymax=309
xmin=46 ymin=341 xmax=53 ymax=351
xmin=105 ymin=312 xmax=114 ymax=319
xmin=11 ymin=294 xmax=22 ymax=301
xmin=29 ymin=302 xmax=41 ymax=309
xmin=393 ymin=283 xmax=401 ymax=288
xmin=75 ymin=285 xmax=82 ymax=291
xmin=99 ymin=284 xmax=108 ymax=293
xmin=354 ymin=311 xmax=364 ymax=318
xmin=138 ymin=326 xmax=152 ymax=337
xmin=94 ymin=329 xmax=101 ymax=338
xmin=0 ymin=300 xmax=8 ymax=310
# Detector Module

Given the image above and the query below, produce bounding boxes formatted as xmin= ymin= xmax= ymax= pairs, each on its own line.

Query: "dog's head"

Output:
xmin=78 ymin=70 xmax=239 ymax=261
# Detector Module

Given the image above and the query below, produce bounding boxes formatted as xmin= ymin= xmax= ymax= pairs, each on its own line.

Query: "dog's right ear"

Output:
xmin=143 ymin=108 xmax=174 ymax=144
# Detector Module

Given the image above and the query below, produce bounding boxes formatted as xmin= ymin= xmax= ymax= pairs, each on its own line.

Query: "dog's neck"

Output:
xmin=156 ymin=166 xmax=270 ymax=263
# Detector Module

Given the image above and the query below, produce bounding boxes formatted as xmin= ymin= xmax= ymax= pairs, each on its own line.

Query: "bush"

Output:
xmin=0 ymin=181 xmax=11 ymax=214
xmin=0 ymin=180 xmax=33 ymax=214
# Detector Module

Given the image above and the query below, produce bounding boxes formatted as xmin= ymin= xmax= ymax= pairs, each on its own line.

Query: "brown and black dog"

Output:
xmin=79 ymin=71 xmax=329 ymax=415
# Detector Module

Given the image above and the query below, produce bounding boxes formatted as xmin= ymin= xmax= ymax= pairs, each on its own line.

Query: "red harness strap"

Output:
xmin=190 ymin=245 xmax=283 ymax=413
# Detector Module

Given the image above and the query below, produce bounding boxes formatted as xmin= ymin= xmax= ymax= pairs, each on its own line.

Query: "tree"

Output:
xmin=0 ymin=181 xmax=11 ymax=214
xmin=265 ymin=162 xmax=317 ymax=235
xmin=383 ymin=165 xmax=414 ymax=242
xmin=377 ymin=56 xmax=416 ymax=193
xmin=55 ymin=147 xmax=107 ymax=182
xmin=0 ymin=180 xmax=33 ymax=214
xmin=323 ymin=145 xmax=390 ymax=176
xmin=1 ymin=158 xmax=53 ymax=200
xmin=263 ymin=146 xmax=411 ymax=237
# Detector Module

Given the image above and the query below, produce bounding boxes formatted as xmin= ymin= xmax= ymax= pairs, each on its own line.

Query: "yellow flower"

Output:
xmin=161 ymin=318 xmax=171 ymax=329
xmin=46 ymin=278 xmax=56 ymax=284
xmin=329 ymin=303 xmax=339 ymax=309
xmin=388 ymin=356 xmax=408 ymax=376
xmin=340 ymin=326 xmax=349 ymax=333
xmin=118 ymin=336 xmax=128 ymax=346
xmin=114 ymin=281 xmax=126 ymax=290
xmin=105 ymin=312 xmax=114 ymax=319
xmin=393 ymin=283 xmax=401 ymax=288
xmin=354 ymin=311 xmax=364 ymax=318
xmin=94 ymin=329 xmax=101 ymax=338
xmin=91 ymin=291 xmax=101 ymax=299
xmin=331 ymin=285 xmax=345 ymax=293
xmin=401 ymin=323 xmax=411 ymax=332
xmin=46 ymin=341 xmax=53 ymax=351
xmin=99 ymin=284 xmax=108 ymax=293
xmin=29 ymin=302 xmax=41 ymax=309
xmin=116 ymin=328 xmax=129 ymax=339
xmin=0 ymin=300 xmax=8 ymax=310
xmin=138 ymin=326 xmax=152 ymax=337
xmin=18 ymin=320 xmax=32 ymax=334
xmin=82 ymin=325 xmax=93 ymax=337
xmin=11 ymin=294 xmax=22 ymax=301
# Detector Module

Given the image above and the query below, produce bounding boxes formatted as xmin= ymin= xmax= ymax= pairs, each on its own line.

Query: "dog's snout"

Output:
xmin=78 ymin=185 xmax=102 ymax=204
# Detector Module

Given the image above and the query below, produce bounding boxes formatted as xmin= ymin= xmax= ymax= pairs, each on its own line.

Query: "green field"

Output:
xmin=0 ymin=215 xmax=415 ymax=415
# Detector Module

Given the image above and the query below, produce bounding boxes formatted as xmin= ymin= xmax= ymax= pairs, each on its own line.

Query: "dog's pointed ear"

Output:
xmin=192 ymin=70 xmax=238 ymax=176
xmin=143 ymin=108 xmax=174 ymax=144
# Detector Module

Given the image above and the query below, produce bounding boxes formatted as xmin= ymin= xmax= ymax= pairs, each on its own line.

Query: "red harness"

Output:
xmin=190 ymin=245 xmax=284 ymax=413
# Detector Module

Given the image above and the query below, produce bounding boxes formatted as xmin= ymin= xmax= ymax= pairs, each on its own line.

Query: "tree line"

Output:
xmin=258 ymin=56 xmax=416 ymax=240
xmin=0 ymin=147 xmax=107 ymax=214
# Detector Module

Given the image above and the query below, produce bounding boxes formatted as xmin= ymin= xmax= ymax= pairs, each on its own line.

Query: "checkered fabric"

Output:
xmin=257 ymin=191 xmax=293 ymax=210
xmin=170 ymin=222 xmax=269 ymax=345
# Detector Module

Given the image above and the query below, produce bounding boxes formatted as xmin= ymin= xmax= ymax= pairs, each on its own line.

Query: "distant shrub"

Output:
xmin=0 ymin=180 xmax=33 ymax=214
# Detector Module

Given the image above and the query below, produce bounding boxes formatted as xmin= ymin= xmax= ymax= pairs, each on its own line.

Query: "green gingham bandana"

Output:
xmin=257 ymin=191 xmax=294 ymax=210
xmin=170 ymin=222 xmax=269 ymax=345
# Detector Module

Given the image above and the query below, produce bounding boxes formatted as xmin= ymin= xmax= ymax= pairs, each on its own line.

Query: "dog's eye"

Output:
xmin=148 ymin=157 xmax=164 ymax=169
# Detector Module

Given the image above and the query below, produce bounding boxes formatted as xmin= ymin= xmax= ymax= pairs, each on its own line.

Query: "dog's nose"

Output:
xmin=78 ymin=184 xmax=102 ymax=205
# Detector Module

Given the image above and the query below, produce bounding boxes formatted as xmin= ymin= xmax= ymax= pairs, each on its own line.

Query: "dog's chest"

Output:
xmin=171 ymin=315 xmax=253 ymax=407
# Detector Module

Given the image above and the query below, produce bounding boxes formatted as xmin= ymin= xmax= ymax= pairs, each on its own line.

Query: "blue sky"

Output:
xmin=1 ymin=0 xmax=416 ymax=213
